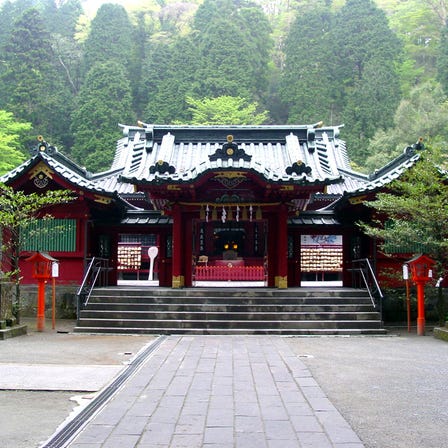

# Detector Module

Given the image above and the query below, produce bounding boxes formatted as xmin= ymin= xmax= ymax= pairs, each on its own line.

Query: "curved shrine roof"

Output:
xmin=0 ymin=123 xmax=422 ymax=213
xmin=117 ymin=124 xmax=349 ymax=187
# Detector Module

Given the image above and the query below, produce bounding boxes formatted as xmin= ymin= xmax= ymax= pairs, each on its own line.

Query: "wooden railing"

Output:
xmin=195 ymin=265 xmax=265 ymax=281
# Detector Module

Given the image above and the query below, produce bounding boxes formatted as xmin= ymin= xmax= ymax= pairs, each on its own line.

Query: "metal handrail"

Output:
xmin=76 ymin=257 xmax=110 ymax=318
xmin=350 ymin=258 xmax=384 ymax=309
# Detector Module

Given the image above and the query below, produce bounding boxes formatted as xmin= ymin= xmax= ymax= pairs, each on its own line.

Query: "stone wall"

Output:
xmin=19 ymin=284 xmax=78 ymax=319
xmin=0 ymin=278 xmax=15 ymax=326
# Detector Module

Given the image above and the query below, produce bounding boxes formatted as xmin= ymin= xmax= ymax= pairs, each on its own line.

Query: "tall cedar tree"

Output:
xmin=191 ymin=0 xmax=272 ymax=105
xmin=0 ymin=7 xmax=73 ymax=147
xmin=342 ymin=57 xmax=402 ymax=162
xmin=80 ymin=3 xmax=135 ymax=80
xmin=280 ymin=4 xmax=334 ymax=125
xmin=71 ymin=61 xmax=135 ymax=172
xmin=330 ymin=0 xmax=402 ymax=163
xmin=0 ymin=0 xmax=35 ymax=50
xmin=142 ymin=37 xmax=199 ymax=124
xmin=437 ymin=22 xmax=448 ymax=95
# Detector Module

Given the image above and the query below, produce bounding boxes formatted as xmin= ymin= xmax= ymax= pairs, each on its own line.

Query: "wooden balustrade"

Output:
xmin=195 ymin=265 xmax=265 ymax=281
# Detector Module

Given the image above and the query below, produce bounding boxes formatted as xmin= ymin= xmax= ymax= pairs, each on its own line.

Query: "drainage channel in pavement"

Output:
xmin=40 ymin=336 xmax=166 ymax=448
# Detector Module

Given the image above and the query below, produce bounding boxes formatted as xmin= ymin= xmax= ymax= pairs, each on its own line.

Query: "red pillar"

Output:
xmin=276 ymin=204 xmax=288 ymax=288
xmin=266 ymin=213 xmax=276 ymax=287
xmin=342 ymin=230 xmax=352 ymax=287
xmin=184 ymin=214 xmax=193 ymax=287
xmin=416 ymin=281 xmax=426 ymax=336
xmin=36 ymin=280 xmax=46 ymax=331
xmin=171 ymin=204 xmax=184 ymax=288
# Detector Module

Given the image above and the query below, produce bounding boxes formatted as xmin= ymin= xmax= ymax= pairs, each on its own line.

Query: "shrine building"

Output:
xmin=0 ymin=122 xmax=420 ymax=289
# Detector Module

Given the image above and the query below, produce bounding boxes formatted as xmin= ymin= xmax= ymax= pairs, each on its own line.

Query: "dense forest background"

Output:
xmin=0 ymin=0 xmax=447 ymax=173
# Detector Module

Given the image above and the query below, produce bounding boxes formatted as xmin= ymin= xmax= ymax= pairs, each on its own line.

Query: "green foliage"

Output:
xmin=0 ymin=182 xmax=75 ymax=321
xmin=71 ymin=61 xmax=135 ymax=172
xmin=330 ymin=0 xmax=402 ymax=161
xmin=342 ymin=57 xmax=402 ymax=162
xmin=386 ymin=0 xmax=441 ymax=90
xmin=0 ymin=0 xmax=447 ymax=173
xmin=0 ymin=7 xmax=76 ymax=148
xmin=359 ymin=153 xmax=448 ymax=271
xmin=0 ymin=8 xmax=56 ymax=119
xmin=191 ymin=0 xmax=273 ymax=104
xmin=438 ymin=22 xmax=448 ymax=94
xmin=80 ymin=3 xmax=134 ymax=78
xmin=280 ymin=0 xmax=402 ymax=164
xmin=53 ymin=0 xmax=83 ymax=37
xmin=0 ymin=110 xmax=32 ymax=174
xmin=360 ymin=147 xmax=448 ymax=322
xmin=365 ymin=82 xmax=448 ymax=171
xmin=182 ymin=96 xmax=269 ymax=125
xmin=280 ymin=4 xmax=334 ymax=124
xmin=142 ymin=37 xmax=199 ymax=123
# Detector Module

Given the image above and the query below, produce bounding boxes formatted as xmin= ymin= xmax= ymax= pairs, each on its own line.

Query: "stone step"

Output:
xmin=89 ymin=287 xmax=370 ymax=298
xmin=75 ymin=287 xmax=384 ymax=335
xmin=74 ymin=326 xmax=387 ymax=336
xmin=86 ymin=295 xmax=373 ymax=306
xmin=84 ymin=303 xmax=375 ymax=313
xmin=75 ymin=317 xmax=382 ymax=330
xmin=79 ymin=310 xmax=380 ymax=321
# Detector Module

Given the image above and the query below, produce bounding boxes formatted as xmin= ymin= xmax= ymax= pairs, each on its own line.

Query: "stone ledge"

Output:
xmin=0 ymin=324 xmax=28 ymax=340
xmin=434 ymin=324 xmax=448 ymax=342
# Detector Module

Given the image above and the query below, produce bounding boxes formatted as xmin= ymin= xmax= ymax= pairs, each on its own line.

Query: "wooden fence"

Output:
xmin=194 ymin=265 xmax=265 ymax=281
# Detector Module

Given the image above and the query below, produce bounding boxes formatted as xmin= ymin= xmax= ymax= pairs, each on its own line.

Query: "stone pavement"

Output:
xmin=65 ymin=336 xmax=363 ymax=448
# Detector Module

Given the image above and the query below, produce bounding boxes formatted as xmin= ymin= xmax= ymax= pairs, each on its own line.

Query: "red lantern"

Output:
xmin=407 ymin=254 xmax=435 ymax=283
xmin=405 ymin=254 xmax=436 ymax=336
xmin=25 ymin=252 xmax=58 ymax=331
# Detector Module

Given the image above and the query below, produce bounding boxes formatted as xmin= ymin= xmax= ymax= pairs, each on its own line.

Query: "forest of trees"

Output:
xmin=0 ymin=0 xmax=447 ymax=173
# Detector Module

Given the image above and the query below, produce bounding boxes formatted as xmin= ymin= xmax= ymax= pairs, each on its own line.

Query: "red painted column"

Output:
xmin=171 ymin=204 xmax=184 ymax=288
xmin=36 ymin=280 xmax=46 ymax=331
xmin=416 ymin=281 xmax=426 ymax=336
xmin=266 ymin=213 xmax=276 ymax=287
xmin=276 ymin=204 xmax=288 ymax=288
xmin=184 ymin=213 xmax=193 ymax=287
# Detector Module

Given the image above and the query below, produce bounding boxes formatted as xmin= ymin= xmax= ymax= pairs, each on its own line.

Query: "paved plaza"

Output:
xmin=65 ymin=336 xmax=363 ymax=448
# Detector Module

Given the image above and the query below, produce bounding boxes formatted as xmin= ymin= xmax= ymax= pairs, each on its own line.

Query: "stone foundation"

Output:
xmin=434 ymin=321 xmax=448 ymax=342
xmin=0 ymin=278 xmax=14 ymax=323
xmin=18 ymin=284 xmax=78 ymax=319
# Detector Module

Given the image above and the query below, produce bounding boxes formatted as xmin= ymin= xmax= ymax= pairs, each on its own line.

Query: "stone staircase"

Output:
xmin=74 ymin=287 xmax=386 ymax=335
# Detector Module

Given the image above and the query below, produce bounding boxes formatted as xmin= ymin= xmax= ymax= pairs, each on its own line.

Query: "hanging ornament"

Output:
xmin=221 ymin=206 xmax=227 ymax=223
xmin=236 ymin=205 xmax=240 ymax=222
xmin=206 ymin=204 xmax=209 ymax=222
xmin=249 ymin=205 xmax=253 ymax=222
